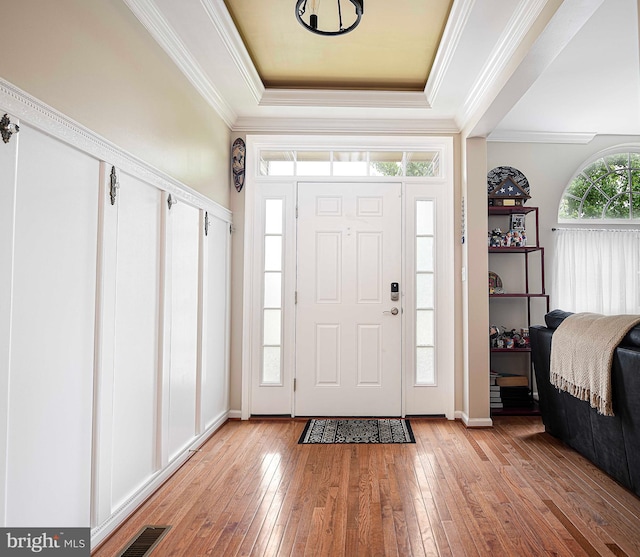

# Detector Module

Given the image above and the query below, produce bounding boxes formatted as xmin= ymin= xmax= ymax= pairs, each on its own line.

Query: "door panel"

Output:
xmin=358 ymin=325 xmax=381 ymax=385
xmin=295 ymin=182 xmax=401 ymax=417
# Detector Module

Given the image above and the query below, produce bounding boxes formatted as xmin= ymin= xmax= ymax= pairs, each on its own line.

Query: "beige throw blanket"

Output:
xmin=550 ymin=312 xmax=640 ymax=416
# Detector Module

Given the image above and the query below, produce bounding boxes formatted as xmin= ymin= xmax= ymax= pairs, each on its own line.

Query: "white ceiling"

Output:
xmin=493 ymin=0 xmax=640 ymax=138
xmin=123 ymin=0 xmax=640 ymax=141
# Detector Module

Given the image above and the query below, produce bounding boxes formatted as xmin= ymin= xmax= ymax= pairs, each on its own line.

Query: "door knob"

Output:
xmin=383 ymin=307 xmax=399 ymax=315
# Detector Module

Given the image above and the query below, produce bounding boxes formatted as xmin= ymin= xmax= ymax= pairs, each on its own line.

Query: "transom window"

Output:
xmin=259 ymin=150 xmax=441 ymax=178
xmin=559 ymin=150 xmax=640 ymax=221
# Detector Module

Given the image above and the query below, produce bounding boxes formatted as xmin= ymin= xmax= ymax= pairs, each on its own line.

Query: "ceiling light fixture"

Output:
xmin=295 ymin=0 xmax=364 ymax=36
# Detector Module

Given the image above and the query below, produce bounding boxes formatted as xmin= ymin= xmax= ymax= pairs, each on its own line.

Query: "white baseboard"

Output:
xmin=227 ymin=409 xmax=242 ymax=419
xmin=90 ymin=411 xmax=230 ymax=550
xmin=458 ymin=411 xmax=493 ymax=428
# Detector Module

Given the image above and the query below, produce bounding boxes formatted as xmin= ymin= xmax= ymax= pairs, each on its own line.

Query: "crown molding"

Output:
xmin=424 ymin=0 xmax=476 ymax=105
xmin=199 ymin=0 xmax=265 ymax=103
xmin=122 ymin=0 xmax=237 ymax=127
xmin=487 ymin=130 xmax=596 ymax=144
xmin=232 ymin=116 xmax=459 ymax=135
xmin=0 ymin=78 xmax=231 ymax=221
xmin=259 ymin=89 xmax=431 ymax=109
xmin=459 ymin=0 xmax=548 ymax=125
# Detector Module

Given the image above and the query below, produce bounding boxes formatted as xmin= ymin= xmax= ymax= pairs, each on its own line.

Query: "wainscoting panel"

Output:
xmin=200 ymin=214 xmax=231 ymax=432
xmin=4 ymin=123 xmax=99 ymax=527
xmin=166 ymin=200 xmax=201 ymax=462
xmin=0 ymin=79 xmax=232 ymax=547
xmin=110 ymin=170 xmax=163 ymax=514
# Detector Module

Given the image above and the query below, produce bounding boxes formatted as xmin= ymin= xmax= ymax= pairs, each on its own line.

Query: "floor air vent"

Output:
xmin=118 ymin=525 xmax=171 ymax=557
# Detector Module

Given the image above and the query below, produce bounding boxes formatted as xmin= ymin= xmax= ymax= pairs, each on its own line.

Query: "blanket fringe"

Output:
xmin=550 ymin=372 xmax=614 ymax=416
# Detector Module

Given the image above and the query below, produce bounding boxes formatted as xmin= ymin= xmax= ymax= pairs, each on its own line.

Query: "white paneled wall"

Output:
xmin=110 ymin=173 xmax=162 ymax=511
xmin=5 ymin=125 xmax=99 ymax=527
xmin=200 ymin=215 xmax=231 ymax=431
xmin=0 ymin=82 xmax=232 ymax=547
xmin=93 ymin=168 xmax=164 ymax=524
xmin=165 ymin=199 xmax=201 ymax=462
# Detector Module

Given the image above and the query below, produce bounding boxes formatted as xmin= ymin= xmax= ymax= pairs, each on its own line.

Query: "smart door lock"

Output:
xmin=390 ymin=282 xmax=399 ymax=301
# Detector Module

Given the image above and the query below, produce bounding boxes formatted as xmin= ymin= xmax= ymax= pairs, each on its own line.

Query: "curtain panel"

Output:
xmin=553 ymin=229 xmax=640 ymax=315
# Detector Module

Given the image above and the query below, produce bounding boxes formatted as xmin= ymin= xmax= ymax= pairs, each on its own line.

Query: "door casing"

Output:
xmin=242 ymin=135 xmax=455 ymax=420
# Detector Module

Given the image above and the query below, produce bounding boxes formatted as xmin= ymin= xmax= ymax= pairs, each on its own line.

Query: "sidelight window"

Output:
xmin=262 ymin=198 xmax=284 ymax=384
xmin=415 ymin=199 xmax=435 ymax=385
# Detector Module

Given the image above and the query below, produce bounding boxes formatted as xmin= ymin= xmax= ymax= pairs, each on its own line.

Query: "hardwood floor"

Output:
xmin=92 ymin=417 xmax=640 ymax=556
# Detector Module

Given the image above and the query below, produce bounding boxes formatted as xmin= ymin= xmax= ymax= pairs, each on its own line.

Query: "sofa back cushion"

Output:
xmin=544 ymin=309 xmax=640 ymax=347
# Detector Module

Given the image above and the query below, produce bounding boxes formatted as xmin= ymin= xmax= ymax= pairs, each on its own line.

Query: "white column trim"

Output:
xmin=158 ymin=192 xmax=173 ymax=469
xmin=0 ymin=126 xmax=18 ymax=526
xmin=90 ymin=163 xmax=120 ymax=527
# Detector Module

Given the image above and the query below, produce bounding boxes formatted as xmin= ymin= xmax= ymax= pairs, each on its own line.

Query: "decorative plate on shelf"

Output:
xmin=489 ymin=271 xmax=504 ymax=294
xmin=487 ymin=166 xmax=530 ymax=195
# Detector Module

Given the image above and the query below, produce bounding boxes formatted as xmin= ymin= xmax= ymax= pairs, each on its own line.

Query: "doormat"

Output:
xmin=298 ymin=418 xmax=415 ymax=444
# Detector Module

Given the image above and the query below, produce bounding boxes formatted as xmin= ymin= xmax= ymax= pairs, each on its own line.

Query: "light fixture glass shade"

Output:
xmin=295 ymin=0 xmax=364 ymax=36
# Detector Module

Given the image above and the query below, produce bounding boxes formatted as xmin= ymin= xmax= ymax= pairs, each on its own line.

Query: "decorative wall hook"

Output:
xmin=109 ymin=166 xmax=119 ymax=205
xmin=1 ymin=114 xmax=19 ymax=144
xmin=204 ymin=211 xmax=209 ymax=236
xmin=167 ymin=194 xmax=177 ymax=210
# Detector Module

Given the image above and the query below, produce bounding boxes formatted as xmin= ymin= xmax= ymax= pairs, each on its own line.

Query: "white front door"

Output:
xmin=295 ymin=182 xmax=402 ymax=416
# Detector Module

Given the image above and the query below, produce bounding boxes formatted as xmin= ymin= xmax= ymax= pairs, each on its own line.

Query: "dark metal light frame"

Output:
xmin=295 ymin=0 xmax=364 ymax=36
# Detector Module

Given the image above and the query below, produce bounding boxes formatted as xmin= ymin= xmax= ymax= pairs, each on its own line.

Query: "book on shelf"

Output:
xmin=496 ymin=373 xmax=528 ymax=387
xmin=500 ymin=386 xmax=529 ymax=398
xmin=501 ymin=398 xmax=533 ymax=408
xmin=500 ymin=386 xmax=530 ymax=406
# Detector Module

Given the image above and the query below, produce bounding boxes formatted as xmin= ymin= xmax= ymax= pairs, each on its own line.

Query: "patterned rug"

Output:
xmin=298 ymin=418 xmax=415 ymax=444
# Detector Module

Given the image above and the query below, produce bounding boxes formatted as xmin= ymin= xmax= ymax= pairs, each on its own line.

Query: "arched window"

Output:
xmin=558 ymin=149 xmax=640 ymax=221
xmin=553 ymin=147 xmax=640 ymax=314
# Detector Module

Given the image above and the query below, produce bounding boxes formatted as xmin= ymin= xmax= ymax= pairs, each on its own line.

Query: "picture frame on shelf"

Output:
xmin=488 ymin=271 xmax=504 ymax=294
xmin=510 ymin=213 xmax=526 ymax=230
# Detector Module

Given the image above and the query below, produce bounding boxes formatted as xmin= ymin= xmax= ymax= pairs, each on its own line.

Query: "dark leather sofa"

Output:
xmin=530 ymin=310 xmax=640 ymax=497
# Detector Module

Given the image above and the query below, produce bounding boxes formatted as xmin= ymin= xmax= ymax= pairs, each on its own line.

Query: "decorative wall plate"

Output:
xmin=487 ymin=166 xmax=530 ymax=195
xmin=232 ymin=137 xmax=246 ymax=192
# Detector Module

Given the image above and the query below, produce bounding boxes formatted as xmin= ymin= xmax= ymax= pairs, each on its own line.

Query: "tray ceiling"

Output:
xmin=223 ymin=0 xmax=453 ymax=91
xmin=123 ymin=0 xmax=640 ymax=139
